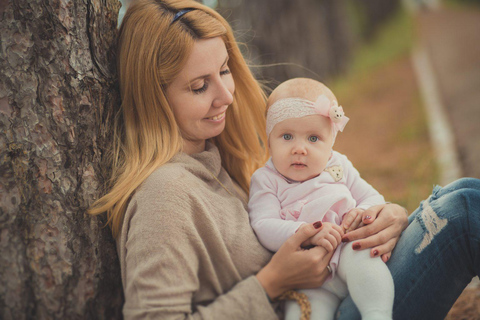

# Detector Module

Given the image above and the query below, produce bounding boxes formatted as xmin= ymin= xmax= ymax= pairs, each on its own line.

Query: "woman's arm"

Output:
xmin=256 ymin=223 xmax=335 ymax=299
xmin=120 ymin=195 xmax=276 ymax=320
xmin=120 ymin=171 xmax=334 ymax=319
xmin=341 ymin=203 xmax=409 ymax=262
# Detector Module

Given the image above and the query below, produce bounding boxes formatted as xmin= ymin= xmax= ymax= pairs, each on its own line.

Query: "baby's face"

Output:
xmin=268 ymin=115 xmax=333 ymax=182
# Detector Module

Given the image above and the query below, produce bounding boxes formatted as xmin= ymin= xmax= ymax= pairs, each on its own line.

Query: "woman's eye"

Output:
xmin=283 ymin=134 xmax=293 ymax=140
xmin=309 ymin=136 xmax=319 ymax=142
xmin=193 ymin=82 xmax=208 ymax=94
xmin=220 ymin=68 xmax=231 ymax=76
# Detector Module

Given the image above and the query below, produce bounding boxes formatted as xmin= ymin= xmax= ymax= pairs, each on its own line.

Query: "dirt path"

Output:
xmin=418 ymin=8 xmax=480 ymax=179
xmin=332 ymin=46 xmax=479 ymax=317
xmin=417 ymin=7 xmax=480 ymax=319
xmin=334 ymin=55 xmax=436 ymax=213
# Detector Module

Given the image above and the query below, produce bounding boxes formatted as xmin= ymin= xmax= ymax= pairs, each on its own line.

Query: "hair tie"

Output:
xmin=171 ymin=8 xmax=195 ymax=25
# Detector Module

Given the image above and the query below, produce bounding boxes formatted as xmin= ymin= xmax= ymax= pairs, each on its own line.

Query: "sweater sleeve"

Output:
xmin=121 ymin=176 xmax=277 ymax=320
xmin=340 ymin=153 xmax=385 ymax=210
xmin=248 ymin=169 xmax=306 ymax=252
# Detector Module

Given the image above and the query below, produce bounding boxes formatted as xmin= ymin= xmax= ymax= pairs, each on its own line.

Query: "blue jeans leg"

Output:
xmin=336 ymin=178 xmax=480 ymax=320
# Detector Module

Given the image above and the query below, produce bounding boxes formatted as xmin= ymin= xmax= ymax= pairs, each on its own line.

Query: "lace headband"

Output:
xmin=266 ymin=95 xmax=349 ymax=138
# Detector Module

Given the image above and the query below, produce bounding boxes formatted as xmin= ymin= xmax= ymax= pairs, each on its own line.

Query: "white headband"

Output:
xmin=266 ymin=95 xmax=349 ymax=137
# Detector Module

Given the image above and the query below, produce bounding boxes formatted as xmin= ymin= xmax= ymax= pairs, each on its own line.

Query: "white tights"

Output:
xmin=285 ymin=244 xmax=394 ymax=320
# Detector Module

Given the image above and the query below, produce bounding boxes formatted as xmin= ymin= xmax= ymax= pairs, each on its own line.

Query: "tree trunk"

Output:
xmin=0 ymin=0 xmax=123 ymax=319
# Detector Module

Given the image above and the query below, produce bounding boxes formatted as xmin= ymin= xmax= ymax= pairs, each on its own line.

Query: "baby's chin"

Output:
xmin=282 ymin=171 xmax=322 ymax=183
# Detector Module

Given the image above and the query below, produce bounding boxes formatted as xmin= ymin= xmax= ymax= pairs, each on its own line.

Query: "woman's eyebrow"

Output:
xmin=187 ymin=55 xmax=229 ymax=83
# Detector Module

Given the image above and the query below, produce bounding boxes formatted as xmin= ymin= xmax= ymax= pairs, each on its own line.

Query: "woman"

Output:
xmin=89 ymin=0 xmax=480 ymax=319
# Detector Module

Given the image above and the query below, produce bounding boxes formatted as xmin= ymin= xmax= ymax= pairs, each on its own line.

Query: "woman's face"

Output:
xmin=166 ymin=37 xmax=235 ymax=154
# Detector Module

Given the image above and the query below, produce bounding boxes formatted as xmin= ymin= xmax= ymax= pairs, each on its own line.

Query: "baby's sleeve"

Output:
xmin=248 ymin=169 xmax=306 ymax=252
xmin=340 ymin=153 xmax=385 ymax=210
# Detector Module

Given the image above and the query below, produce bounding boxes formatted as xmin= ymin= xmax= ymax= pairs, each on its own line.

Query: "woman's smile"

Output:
xmin=205 ymin=109 xmax=227 ymax=121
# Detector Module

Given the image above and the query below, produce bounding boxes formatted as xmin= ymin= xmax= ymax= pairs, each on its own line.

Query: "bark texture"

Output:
xmin=0 ymin=0 xmax=123 ymax=319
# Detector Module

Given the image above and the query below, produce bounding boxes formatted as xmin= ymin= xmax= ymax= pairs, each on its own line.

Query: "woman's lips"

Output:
xmin=205 ymin=111 xmax=226 ymax=121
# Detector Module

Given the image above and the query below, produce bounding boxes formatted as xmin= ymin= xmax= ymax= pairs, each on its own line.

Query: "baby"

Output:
xmin=248 ymin=78 xmax=394 ymax=320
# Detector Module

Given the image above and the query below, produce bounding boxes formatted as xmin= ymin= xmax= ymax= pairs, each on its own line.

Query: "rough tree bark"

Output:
xmin=0 ymin=0 xmax=123 ymax=319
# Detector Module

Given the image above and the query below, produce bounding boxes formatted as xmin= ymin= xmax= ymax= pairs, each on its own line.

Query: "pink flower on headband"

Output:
xmin=313 ymin=95 xmax=349 ymax=132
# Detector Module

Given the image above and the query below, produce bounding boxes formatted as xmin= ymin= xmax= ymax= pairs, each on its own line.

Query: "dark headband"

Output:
xmin=170 ymin=8 xmax=195 ymax=25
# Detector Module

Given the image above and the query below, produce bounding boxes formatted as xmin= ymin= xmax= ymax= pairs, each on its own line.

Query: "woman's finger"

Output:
xmin=361 ymin=204 xmax=384 ymax=225
xmin=369 ymin=238 xmax=397 ymax=258
xmin=381 ymin=252 xmax=392 ymax=263
xmin=349 ymin=228 xmax=396 ymax=251
xmin=342 ymin=219 xmax=383 ymax=243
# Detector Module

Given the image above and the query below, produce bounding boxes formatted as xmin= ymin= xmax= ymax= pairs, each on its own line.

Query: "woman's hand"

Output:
xmin=342 ymin=203 xmax=408 ymax=262
xmin=256 ymin=222 xmax=334 ymax=299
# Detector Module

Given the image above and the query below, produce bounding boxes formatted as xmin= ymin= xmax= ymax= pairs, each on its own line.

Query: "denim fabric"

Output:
xmin=336 ymin=178 xmax=480 ymax=320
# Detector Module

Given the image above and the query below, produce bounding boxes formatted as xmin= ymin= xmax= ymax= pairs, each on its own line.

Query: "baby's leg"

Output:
xmin=285 ymin=285 xmax=342 ymax=320
xmin=337 ymin=244 xmax=394 ymax=320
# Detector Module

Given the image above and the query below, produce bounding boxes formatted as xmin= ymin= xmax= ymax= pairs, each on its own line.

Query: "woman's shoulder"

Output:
xmin=131 ymin=162 xmax=198 ymax=208
xmin=141 ymin=162 xmax=192 ymax=190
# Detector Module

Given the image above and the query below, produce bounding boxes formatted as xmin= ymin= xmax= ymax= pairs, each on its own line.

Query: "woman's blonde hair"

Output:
xmin=89 ymin=0 xmax=268 ymax=238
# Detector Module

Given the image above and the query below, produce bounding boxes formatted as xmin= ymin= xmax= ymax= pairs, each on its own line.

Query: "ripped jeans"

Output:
xmin=336 ymin=178 xmax=480 ymax=320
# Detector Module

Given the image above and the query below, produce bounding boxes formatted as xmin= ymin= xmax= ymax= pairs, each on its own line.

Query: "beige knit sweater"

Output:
xmin=117 ymin=142 xmax=278 ymax=319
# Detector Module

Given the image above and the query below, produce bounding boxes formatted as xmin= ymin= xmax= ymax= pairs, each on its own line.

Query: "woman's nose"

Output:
xmin=213 ymin=78 xmax=234 ymax=108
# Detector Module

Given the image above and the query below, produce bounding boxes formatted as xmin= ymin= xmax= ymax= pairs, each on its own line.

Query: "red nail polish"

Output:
xmin=353 ymin=243 xmax=361 ymax=250
xmin=342 ymin=237 xmax=350 ymax=243
xmin=364 ymin=215 xmax=372 ymax=220
xmin=373 ymin=250 xmax=379 ymax=256
xmin=313 ymin=221 xmax=323 ymax=229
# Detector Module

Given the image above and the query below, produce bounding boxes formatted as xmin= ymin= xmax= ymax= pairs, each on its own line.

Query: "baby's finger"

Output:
xmin=347 ymin=212 xmax=364 ymax=233
xmin=341 ymin=210 xmax=357 ymax=230
xmin=330 ymin=225 xmax=343 ymax=244
xmin=318 ymin=239 xmax=334 ymax=253
xmin=325 ymin=233 xmax=339 ymax=250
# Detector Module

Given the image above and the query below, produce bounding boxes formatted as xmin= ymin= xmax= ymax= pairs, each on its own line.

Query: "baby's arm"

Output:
xmin=339 ymin=153 xmax=385 ymax=231
xmin=248 ymin=169 xmax=306 ymax=252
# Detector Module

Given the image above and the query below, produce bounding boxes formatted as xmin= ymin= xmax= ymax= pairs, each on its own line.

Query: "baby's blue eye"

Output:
xmin=309 ymin=136 xmax=319 ymax=142
xmin=283 ymin=134 xmax=293 ymax=140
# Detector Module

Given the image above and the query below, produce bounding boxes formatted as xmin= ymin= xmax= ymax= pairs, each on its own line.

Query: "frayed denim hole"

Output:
xmin=414 ymin=198 xmax=449 ymax=254
xmin=430 ymin=185 xmax=442 ymax=201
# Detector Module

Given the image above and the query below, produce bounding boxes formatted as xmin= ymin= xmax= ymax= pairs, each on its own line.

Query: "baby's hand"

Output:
xmin=302 ymin=222 xmax=344 ymax=253
xmin=341 ymin=208 xmax=365 ymax=233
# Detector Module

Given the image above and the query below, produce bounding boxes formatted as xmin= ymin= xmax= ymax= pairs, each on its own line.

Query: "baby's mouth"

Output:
xmin=291 ymin=162 xmax=306 ymax=168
